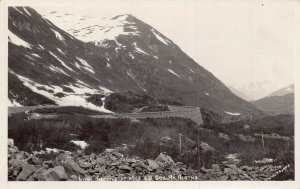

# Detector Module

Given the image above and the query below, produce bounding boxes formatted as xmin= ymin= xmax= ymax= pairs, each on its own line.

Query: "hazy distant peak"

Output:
xmin=228 ymin=86 xmax=252 ymax=101
xmin=267 ymin=84 xmax=294 ymax=97
xmin=233 ymin=80 xmax=288 ymax=100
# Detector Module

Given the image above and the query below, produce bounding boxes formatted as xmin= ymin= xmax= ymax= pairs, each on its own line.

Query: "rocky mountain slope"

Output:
xmin=251 ymin=84 xmax=294 ymax=114
xmin=8 ymin=139 xmax=291 ymax=181
xmin=8 ymin=7 xmax=261 ymax=115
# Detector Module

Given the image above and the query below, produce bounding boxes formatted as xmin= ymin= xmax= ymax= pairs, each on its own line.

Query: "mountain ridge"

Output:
xmin=8 ymin=6 xmax=261 ymax=115
xmin=251 ymin=84 xmax=294 ymax=114
xmin=267 ymin=84 xmax=294 ymax=97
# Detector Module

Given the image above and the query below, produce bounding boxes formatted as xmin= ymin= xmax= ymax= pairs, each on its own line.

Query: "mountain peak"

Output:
xmin=8 ymin=7 xmax=262 ymax=115
xmin=111 ymin=14 xmax=137 ymax=21
xmin=267 ymin=84 xmax=294 ymax=97
xmin=68 ymin=14 xmax=142 ymax=44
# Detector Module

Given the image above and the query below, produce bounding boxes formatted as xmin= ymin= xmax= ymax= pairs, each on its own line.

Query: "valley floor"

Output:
xmin=8 ymin=106 xmax=294 ymax=181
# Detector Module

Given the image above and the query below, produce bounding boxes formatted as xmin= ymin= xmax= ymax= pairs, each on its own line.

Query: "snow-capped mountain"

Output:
xmin=8 ymin=7 xmax=261 ymax=115
xmin=251 ymin=84 xmax=294 ymax=114
xmin=69 ymin=15 xmax=142 ymax=44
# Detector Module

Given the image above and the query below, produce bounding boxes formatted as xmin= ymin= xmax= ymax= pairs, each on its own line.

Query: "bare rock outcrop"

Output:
xmin=8 ymin=138 xmax=292 ymax=181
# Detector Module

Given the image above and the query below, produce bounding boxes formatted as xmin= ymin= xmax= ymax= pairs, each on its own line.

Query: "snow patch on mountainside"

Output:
xmin=23 ymin=7 xmax=32 ymax=16
xmin=59 ymin=14 xmax=141 ymax=43
xmin=76 ymin=80 xmax=91 ymax=87
xmin=94 ymin=41 xmax=109 ymax=48
xmin=49 ymin=51 xmax=73 ymax=72
xmin=57 ymin=48 xmax=65 ymax=55
xmin=13 ymin=73 xmax=58 ymax=101
xmin=25 ymin=54 xmax=35 ymax=62
xmin=127 ymin=71 xmax=136 ymax=80
xmin=151 ymin=29 xmax=169 ymax=45
xmin=99 ymin=86 xmax=112 ymax=93
xmin=8 ymin=98 xmax=22 ymax=106
xmin=74 ymin=62 xmax=82 ymax=70
xmin=51 ymin=28 xmax=64 ymax=41
xmin=168 ymin=69 xmax=181 ymax=78
xmin=8 ymin=30 xmax=31 ymax=49
xmin=76 ymin=57 xmax=95 ymax=74
xmin=65 ymin=83 xmax=97 ymax=94
xmin=225 ymin=111 xmax=241 ymax=116
xmin=61 ymin=95 xmax=112 ymax=113
xmin=129 ymin=53 xmax=135 ymax=59
xmin=11 ymin=72 xmax=112 ymax=113
xmin=32 ymin=53 xmax=41 ymax=58
xmin=38 ymin=44 xmax=45 ymax=50
xmin=12 ymin=7 xmax=24 ymax=15
xmin=49 ymin=65 xmax=70 ymax=76
xmin=133 ymin=42 xmax=149 ymax=55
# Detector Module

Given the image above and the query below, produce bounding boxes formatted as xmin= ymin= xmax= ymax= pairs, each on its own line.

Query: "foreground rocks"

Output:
xmin=8 ymin=139 xmax=292 ymax=181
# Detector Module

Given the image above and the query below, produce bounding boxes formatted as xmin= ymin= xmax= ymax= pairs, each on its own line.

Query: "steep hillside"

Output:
xmin=8 ymin=7 xmax=261 ymax=115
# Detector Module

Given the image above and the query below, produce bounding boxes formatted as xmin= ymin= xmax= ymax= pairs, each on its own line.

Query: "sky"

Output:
xmin=30 ymin=0 xmax=298 ymax=92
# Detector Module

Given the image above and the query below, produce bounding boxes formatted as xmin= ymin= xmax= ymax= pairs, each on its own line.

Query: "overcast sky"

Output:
xmin=31 ymin=0 xmax=298 ymax=89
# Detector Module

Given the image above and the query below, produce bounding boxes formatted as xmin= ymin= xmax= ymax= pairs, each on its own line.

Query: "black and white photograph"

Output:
xmin=4 ymin=0 xmax=299 ymax=185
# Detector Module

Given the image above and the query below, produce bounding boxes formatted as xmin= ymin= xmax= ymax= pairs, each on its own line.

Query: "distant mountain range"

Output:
xmin=267 ymin=84 xmax=294 ymax=97
xmin=8 ymin=7 xmax=261 ymax=115
xmin=233 ymin=80 xmax=286 ymax=100
xmin=228 ymin=86 xmax=252 ymax=101
xmin=251 ymin=84 xmax=294 ymax=114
